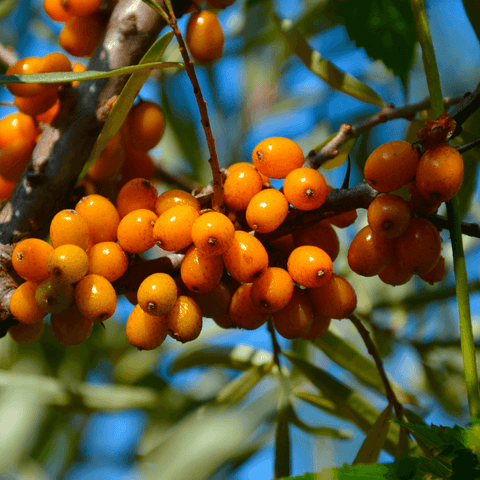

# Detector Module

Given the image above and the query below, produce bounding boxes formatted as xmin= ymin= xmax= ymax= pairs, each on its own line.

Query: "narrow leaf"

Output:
xmin=323 ymin=137 xmax=358 ymax=170
xmin=462 ymin=0 xmax=480 ymax=45
xmin=0 ymin=0 xmax=16 ymax=19
xmin=275 ymin=406 xmax=291 ymax=478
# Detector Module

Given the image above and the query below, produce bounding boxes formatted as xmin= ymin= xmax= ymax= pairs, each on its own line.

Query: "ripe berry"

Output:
xmin=292 ymin=220 xmax=340 ymax=262
xmin=213 ymin=313 xmax=237 ymax=329
xmin=223 ymin=164 xmax=263 ymax=211
xmin=190 ymin=281 xmax=231 ymax=318
xmin=6 ymin=57 xmax=46 ymax=97
xmin=191 ymin=211 xmax=235 ymax=255
xmin=36 ymin=99 xmax=60 ymax=124
xmin=61 ymin=0 xmax=103 ymax=17
xmin=74 ymin=274 xmax=117 ymax=322
xmin=0 ymin=112 xmax=39 ymax=148
xmin=273 ymin=286 xmax=314 ymax=339
xmin=9 ymin=320 xmax=44 ymax=344
xmin=415 ymin=144 xmax=464 ymax=203
xmin=252 ymin=137 xmax=304 ymax=179
xmin=117 ymin=208 xmax=158 ymax=254
xmin=35 ymin=277 xmax=75 ymax=314
xmin=50 ymin=209 xmax=91 ymax=251
xmin=287 ymin=246 xmax=333 ymax=288
xmin=0 ymin=137 xmax=36 ymax=182
xmin=0 ymin=176 xmax=16 ymax=201
xmin=302 ymin=312 xmax=332 ymax=340
xmin=87 ymin=133 xmax=125 ymax=183
xmin=71 ymin=62 xmax=86 ymax=88
xmin=367 ymin=194 xmax=411 ymax=239
xmin=87 ymin=241 xmax=129 ymax=282
xmin=59 ymin=14 xmax=105 ymax=57
xmin=119 ymin=143 xmax=156 ymax=187
xmin=47 ymin=244 xmax=89 ymax=283
xmin=14 ymin=88 xmax=59 ymax=117
xmin=246 ymin=189 xmax=289 ymax=233
xmin=9 ymin=281 xmax=46 ymax=324
xmin=250 ymin=267 xmax=294 ymax=312
xmin=50 ymin=305 xmax=93 ymax=345
xmin=223 ymin=230 xmax=269 ymax=283
xmin=307 ymin=273 xmax=357 ymax=319
xmin=229 ymin=283 xmax=270 ymax=330
xmin=12 ymin=238 xmax=53 ymax=284
xmin=186 ymin=11 xmax=224 ymax=63
xmin=167 ymin=296 xmax=203 ymax=343
xmin=126 ymin=304 xmax=169 ymax=350
xmin=180 ymin=246 xmax=224 ymax=294
xmin=137 ymin=273 xmax=177 ymax=316
xmin=379 ymin=256 xmax=413 ymax=286
xmin=117 ymin=178 xmax=158 ymax=218
xmin=326 ymin=187 xmax=358 ymax=228
xmin=419 ymin=255 xmax=446 ymax=285
xmin=347 ymin=225 xmax=393 ymax=277
xmin=283 ymin=168 xmax=328 ymax=211
xmin=227 ymin=162 xmax=270 ymax=187
xmin=407 ymin=181 xmax=442 ymax=216
xmin=364 ymin=140 xmax=420 ymax=192
xmin=154 ymin=189 xmax=201 ymax=216
xmin=41 ymin=52 xmax=73 ymax=81
xmin=44 ymin=0 xmax=72 ymax=22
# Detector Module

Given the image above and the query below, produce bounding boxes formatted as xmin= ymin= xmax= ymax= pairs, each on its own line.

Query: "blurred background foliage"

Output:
xmin=0 ymin=0 xmax=480 ymax=478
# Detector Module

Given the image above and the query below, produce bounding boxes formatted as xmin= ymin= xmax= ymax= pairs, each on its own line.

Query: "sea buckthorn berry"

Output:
xmin=87 ymin=242 xmax=129 ymax=282
xmin=191 ymin=211 xmax=235 ymax=255
xmin=123 ymin=101 xmax=166 ymax=152
xmin=6 ymin=57 xmax=46 ymax=97
xmin=117 ymin=178 xmax=158 ymax=218
xmin=250 ymin=267 xmax=294 ymax=312
xmin=367 ymin=194 xmax=411 ymax=239
xmin=50 ymin=305 xmax=93 ymax=345
xmin=154 ymin=189 xmax=201 ymax=216
xmin=416 ymin=144 xmax=464 ymax=203
xmin=190 ymin=281 xmax=231 ymax=318
xmin=180 ymin=246 xmax=224 ymax=294
xmin=12 ymin=239 xmax=53 ymax=284
xmin=364 ymin=140 xmax=420 ymax=192
xmin=0 ymin=112 xmax=39 ymax=149
xmin=47 ymin=245 xmax=89 ymax=284
xmin=41 ymin=52 xmax=73 ymax=84
xmin=223 ymin=165 xmax=263 ymax=211
xmin=246 ymin=189 xmax=289 ymax=233
xmin=35 ymin=277 xmax=74 ymax=314
xmin=379 ymin=256 xmax=413 ymax=286
xmin=36 ymin=98 xmax=60 ymax=124
xmin=153 ymin=205 xmax=199 ymax=252
xmin=223 ymin=230 xmax=269 ymax=283
xmin=137 ymin=273 xmax=177 ymax=316
xmin=229 ymin=283 xmax=270 ymax=330
xmin=59 ymin=14 xmax=105 ymax=57
xmin=273 ymin=286 xmax=314 ymax=339
xmin=14 ymin=88 xmax=58 ymax=117
xmin=396 ymin=218 xmax=441 ymax=275
xmin=419 ymin=255 xmax=446 ymax=285
xmin=9 ymin=281 xmax=46 ymax=324
xmin=283 ymin=168 xmax=328 ymax=211
xmin=213 ymin=313 xmax=237 ymax=329
xmin=126 ymin=304 xmax=168 ymax=350
xmin=71 ymin=62 xmax=86 ymax=88
xmin=292 ymin=220 xmax=340 ymax=262
xmin=87 ymin=133 xmax=125 ymax=183
xmin=75 ymin=274 xmax=117 ymax=322
xmin=347 ymin=225 xmax=393 ymax=277
xmin=0 ymin=176 xmax=16 ymax=201
xmin=186 ymin=11 xmax=224 ymax=63
xmin=9 ymin=320 xmax=44 ymax=344
xmin=62 ymin=0 xmax=103 ymax=16
xmin=252 ymin=137 xmax=304 ymax=179
xmin=167 ymin=295 xmax=203 ymax=343
xmin=44 ymin=0 xmax=72 ymax=21
xmin=0 ymin=137 xmax=36 ymax=182
xmin=119 ymin=143 xmax=156 ymax=187
xmin=50 ymin=209 xmax=91 ymax=251
xmin=407 ymin=181 xmax=442 ymax=216
xmin=287 ymin=246 xmax=333 ymax=288
xmin=227 ymin=162 xmax=270 ymax=187
xmin=307 ymin=273 xmax=357 ymax=319
xmin=117 ymin=209 xmax=158 ymax=254
xmin=75 ymin=194 xmax=120 ymax=245
xmin=302 ymin=312 xmax=332 ymax=340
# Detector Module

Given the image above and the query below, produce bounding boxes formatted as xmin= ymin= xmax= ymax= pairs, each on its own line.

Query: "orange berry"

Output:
xmin=71 ymin=62 xmax=86 ymax=88
xmin=137 ymin=273 xmax=177 ymax=316
xmin=190 ymin=281 xmax=231 ymax=318
xmin=0 ymin=176 xmax=16 ymax=200
xmin=180 ymin=245 xmax=224 ymax=294
xmin=246 ymin=189 xmax=289 ymax=233
xmin=87 ymin=241 xmax=129 ymax=282
xmin=419 ymin=255 xmax=446 ymax=285
xmin=154 ymin=189 xmax=201 ymax=216
xmin=191 ymin=211 xmax=235 ymax=255
xmin=292 ymin=220 xmax=340 ymax=262
xmin=0 ymin=137 xmax=36 ymax=182
xmin=117 ymin=209 xmax=158 ymax=254
xmin=186 ymin=11 xmax=224 ymax=63
xmin=223 ymin=230 xmax=269 ymax=283
xmin=283 ymin=168 xmax=328 ymax=211
xmin=302 ymin=312 xmax=331 ymax=340
xmin=273 ymin=286 xmax=313 ymax=339
xmin=62 ymin=0 xmax=103 ymax=16
xmin=229 ymin=283 xmax=269 ymax=330
xmin=379 ymin=256 xmax=413 ymax=286
xmin=14 ymin=88 xmax=58 ymax=117
xmin=9 ymin=281 xmax=46 ymax=324
xmin=9 ymin=320 xmax=44 ymax=344
xmin=153 ymin=205 xmax=199 ymax=252
xmin=87 ymin=133 xmax=125 ymax=182
xmin=252 ymin=137 xmax=304 ymax=179
xmin=416 ymin=144 xmax=464 ymax=203
xmin=347 ymin=225 xmax=393 ymax=277
xmin=47 ymin=244 xmax=89 ymax=284
xmin=35 ymin=277 xmax=75 ymax=314
xmin=367 ymin=194 xmax=411 ymax=239
xmin=407 ymin=181 xmax=442 ymax=216
xmin=50 ymin=209 xmax=91 ymax=251
xmin=0 ymin=112 xmax=39 ymax=149
xmin=213 ymin=313 xmax=237 ymax=329
xmin=396 ymin=218 xmax=441 ymax=275
xmin=250 ymin=267 xmax=294 ymax=312
xmin=50 ymin=305 xmax=93 ymax=345
xmin=223 ymin=165 xmax=263 ymax=211
xmin=59 ymin=14 xmax=105 ymax=57
xmin=36 ymin=98 xmax=60 ymax=124
xmin=118 ymin=143 xmax=156 ymax=187
xmin=6 ymin=57 xmax=46 ymax=97
xmin=117 ymin=178 xmax=158 ymax=218
xmin=307 ymin=273 xmax=357 ymax=319
xmin=227 ymin=162 xmax=271 ymax=187
xmin=75 ymin=274 xmax=117 ymax=322
xmin=364 ymin=140 xmax=420 ymax=193
xmin=167 ymin=295 xmax=203 ymax=343
xmin=44 ymin=0 xmax=72 ymax=21
xmin=287 ymin=245 xmax=333 ymax=288
xmin=123 ymin=101 xmax=165 ymax=151
xmin=41 ymin=52 xmax=73 ymax=85
xmin=12 ymin=239 xmax=53 ymax=284
xmin=126 ymin=304 xmax=169 ymax=350
xmin=75 ymin=194 xmax=120 ymax=245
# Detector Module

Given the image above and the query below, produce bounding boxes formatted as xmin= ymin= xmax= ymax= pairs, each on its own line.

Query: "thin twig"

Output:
xmin=267 ymin=319 xmax=282 ymax=367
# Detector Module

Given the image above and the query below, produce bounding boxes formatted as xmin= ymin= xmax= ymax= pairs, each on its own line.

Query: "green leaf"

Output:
xmin=275 ymin=405 xmax=291 ymax=478
xmin=275 ymin=16 xmax=385 ymax=107
xmin=0 ymin=0 xmax=16 ymax=19
xmin=335 ymin=0 xmax=417 ymax=89
xmin=353 ymin=403 xmax=392 ymax=465
xmin=462 ymin=0 xmax=480 ymax=45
